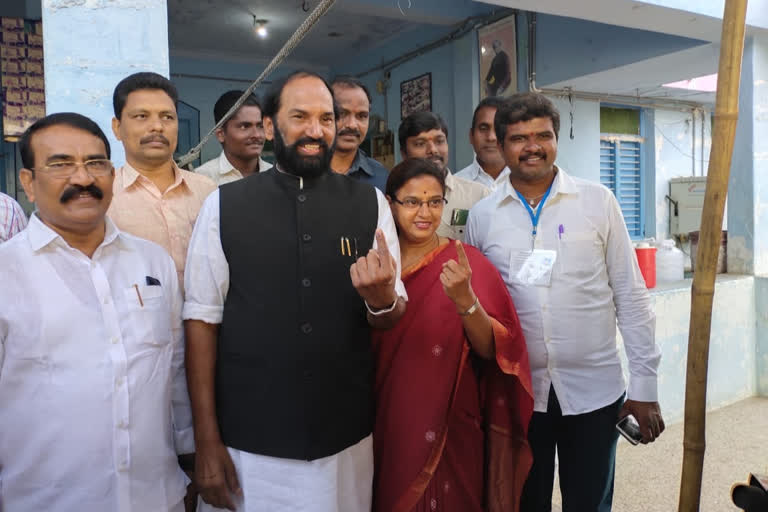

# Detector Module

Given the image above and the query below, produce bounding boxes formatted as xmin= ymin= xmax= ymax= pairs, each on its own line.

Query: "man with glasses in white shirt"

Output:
xmin=0 ymin=112 xmax=194 ymax=512
xmin=467 ymin=93 xmax=663 ymax=511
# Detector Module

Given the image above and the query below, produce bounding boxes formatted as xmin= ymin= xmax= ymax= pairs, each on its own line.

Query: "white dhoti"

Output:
xmin=197 ymin=435 xmax=373 ymax=512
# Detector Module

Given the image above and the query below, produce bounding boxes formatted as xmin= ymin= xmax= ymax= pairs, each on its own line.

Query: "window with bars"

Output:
xmin=600 ymin=137 xmax=644 ymax=239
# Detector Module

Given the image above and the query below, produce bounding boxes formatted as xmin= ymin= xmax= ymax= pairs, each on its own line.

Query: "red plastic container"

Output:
xmin=635 ymin=246 xmax=657 ymax=289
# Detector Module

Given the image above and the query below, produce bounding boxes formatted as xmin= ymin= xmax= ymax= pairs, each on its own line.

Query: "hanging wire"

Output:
xmin=302 ymin=1 xmax=310 ymax=12
xmin=567 ymin=88 xmax=575 ymax=140
xmin=176 ymin=0 xmax=337 ymax=168
xmin=397 ymin=0 xmax=412 ymax=16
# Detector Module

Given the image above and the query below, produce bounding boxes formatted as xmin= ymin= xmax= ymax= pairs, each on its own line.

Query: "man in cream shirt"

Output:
xmin=108 ymin=72 xmax=216 ymax=286
xmin=195 ymin=90 xmax=272 ymax=185
xmin=398 ymin=111 xmax=488 ymax=241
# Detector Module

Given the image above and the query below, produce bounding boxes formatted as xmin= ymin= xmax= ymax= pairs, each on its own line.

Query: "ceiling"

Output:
xmin=484 ymin=0 xmax=767 ymax=105
xmin=167 ymin=0 xmax=758 ymax=105
xmin=167 ymin=0 xmax=483 ymax=68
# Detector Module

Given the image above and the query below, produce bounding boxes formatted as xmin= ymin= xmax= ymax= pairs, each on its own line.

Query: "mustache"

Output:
xmin=338 ymin=128 xmax=361 ymax=138
xmin=140 ymin=134 xmax=169 ymax=145
xmin=521 ymin=151 xmax=546 ymax=160
xmin=60 ymin=184 xmax=104 ymax=203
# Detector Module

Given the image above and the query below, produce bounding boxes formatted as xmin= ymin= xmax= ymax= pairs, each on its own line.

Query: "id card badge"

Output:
xmin=510 ymin=249 xmax=557 ymax=287
xmin=451 ymin=208 xmax=469 ymax=226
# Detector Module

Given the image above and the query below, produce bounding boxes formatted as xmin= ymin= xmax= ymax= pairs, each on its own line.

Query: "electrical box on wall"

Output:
xmin=668 ymin=177 xmax=727 ymax=236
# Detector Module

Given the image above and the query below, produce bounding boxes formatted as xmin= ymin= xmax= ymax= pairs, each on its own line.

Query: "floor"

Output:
xmin=549 ymin=396 xmax=768 ymax=511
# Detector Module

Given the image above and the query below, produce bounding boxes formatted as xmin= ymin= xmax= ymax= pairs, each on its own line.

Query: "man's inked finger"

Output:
xmin=375 ymin=229 xmax=390 ymax=262
xmin=367 ymin=248 xmax=381 ymax=269
xmin=350 ymin=264 xmax=361 ymax=287
xmin=355 ymin=256 xmax=369 ymax=273
xmin=455 ymin=240 xmax=470 ymax=269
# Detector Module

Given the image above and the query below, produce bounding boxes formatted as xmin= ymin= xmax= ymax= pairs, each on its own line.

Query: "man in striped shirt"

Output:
xmin=0 ymin=192 xmax=27 ymax=242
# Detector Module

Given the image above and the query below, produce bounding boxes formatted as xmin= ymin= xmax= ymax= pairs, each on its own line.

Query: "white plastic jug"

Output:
xmin=656 ymin=239 xmax=685 ymax=282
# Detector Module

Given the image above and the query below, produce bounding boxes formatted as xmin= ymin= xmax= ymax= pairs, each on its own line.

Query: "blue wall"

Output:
xmin=727 ymin=37 xmax=768 ymax=275
xmin=168 ymin=55 xmax=320 ymax=163
xmin=42 ymin=0 xmax=170 ymax=168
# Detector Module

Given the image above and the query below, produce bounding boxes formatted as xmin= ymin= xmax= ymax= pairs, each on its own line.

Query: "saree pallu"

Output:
xmin=373 ymin=241 xmax=534 ymax=512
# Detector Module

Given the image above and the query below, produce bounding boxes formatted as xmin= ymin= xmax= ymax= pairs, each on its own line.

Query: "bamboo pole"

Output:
xmin=678 ymin=0 xmax=748 ymax=510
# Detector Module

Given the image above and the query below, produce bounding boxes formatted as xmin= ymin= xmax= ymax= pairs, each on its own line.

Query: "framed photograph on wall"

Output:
xmin=400 ymin=72 xmax=432 ymax=119
xmin=478 ymin=15 xmax=517 ymax=99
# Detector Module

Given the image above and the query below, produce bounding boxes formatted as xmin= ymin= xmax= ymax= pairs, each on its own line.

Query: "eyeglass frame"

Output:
xmin=29 ymin=158 xmax=115 ymax=179
xmin=391 ymin=196 xmax=448 ymax=210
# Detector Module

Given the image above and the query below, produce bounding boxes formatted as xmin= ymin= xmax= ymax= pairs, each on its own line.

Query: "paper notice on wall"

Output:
xmin=1 ymin=18 xmax=45 ymax=140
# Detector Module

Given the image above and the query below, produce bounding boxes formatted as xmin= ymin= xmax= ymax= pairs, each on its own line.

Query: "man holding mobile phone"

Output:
xmin=467 ymin=92 xmax=664 ymax=511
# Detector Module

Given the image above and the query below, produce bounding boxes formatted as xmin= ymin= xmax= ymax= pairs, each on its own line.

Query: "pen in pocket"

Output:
xmin=133 ymin=284 xmax=144 ymax=307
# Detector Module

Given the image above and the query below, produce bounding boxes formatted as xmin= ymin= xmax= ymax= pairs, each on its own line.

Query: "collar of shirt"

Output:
xmin=347 ymin=149 xmax=376 ymax=177
xmin=218 ymin=151 xmax=241 ymax=177
xmin=497 ymin=165 xmax=577 ymax=207
xmin=444 ymin=169 xmax=457 ymax=192
xmin=26 ymin=212 xmax=124 ymax=253
xmin=468 ymin=157 xmax=511 ymax=185
xmin=119 ymin=161 xmax=187 ymax=196
xmin=219 ymin=151 xmax=271 ymax=177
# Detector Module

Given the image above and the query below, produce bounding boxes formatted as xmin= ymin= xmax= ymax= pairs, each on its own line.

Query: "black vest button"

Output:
xmin=302 ymin=233 xmax=312 ymax=242
xmin=298 ymin=194 xmax=307 ymax=203
xmin=301 ymin=322 xmax=313 ymax=334
xmin=302 ymin=278 xmax=311 ymax=287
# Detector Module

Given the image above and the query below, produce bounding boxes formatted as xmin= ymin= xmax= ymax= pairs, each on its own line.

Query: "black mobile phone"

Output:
xmin=616 ymin=414 xmax=642 ymax=445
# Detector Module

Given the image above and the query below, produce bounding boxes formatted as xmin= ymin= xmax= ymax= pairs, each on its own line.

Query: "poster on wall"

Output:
xmin=400 ymin=72 xmax=431 ymax=119
xmin=478 ymin=16 xmax=517 ymax=100
xmin=1 ymin=17 xmax=45 ymax=140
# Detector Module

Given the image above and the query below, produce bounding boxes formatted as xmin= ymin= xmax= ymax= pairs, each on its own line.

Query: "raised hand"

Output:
xmin=440 ymin=240 xmax=476 ymax=312
xmin=350 ymin=229 xmax=397 ymax=309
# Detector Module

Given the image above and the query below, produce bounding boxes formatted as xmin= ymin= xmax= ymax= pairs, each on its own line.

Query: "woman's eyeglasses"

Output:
xmin=392 ymin=197 xmax=447 ymax=210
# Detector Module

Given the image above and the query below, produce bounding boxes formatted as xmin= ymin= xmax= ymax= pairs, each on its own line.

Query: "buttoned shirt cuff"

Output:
xmin=182 ymin=302 xmax=223 ymax=325
xmin=627 ymin=375 xmax=658 ymax=403
xmin=174 ymin=425 xmax=195 ymax=455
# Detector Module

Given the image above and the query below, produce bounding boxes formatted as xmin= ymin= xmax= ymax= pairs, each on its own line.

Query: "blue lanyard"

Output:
xmin=515 ymin=182 xmax=554 ymax=248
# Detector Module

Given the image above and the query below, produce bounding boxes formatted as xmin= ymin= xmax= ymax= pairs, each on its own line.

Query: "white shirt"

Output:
xmin=467 ymin=168 xmax=659 ymax=415
xmin=195 ymin=150 xmax=272 ymax=186
xmin=455 ymin=156 xmax=510 ymax=190
xmin=0 ymin=215 xmax=193 ymax=512
xmin=438 ymin=171 xmax=490 ymax=242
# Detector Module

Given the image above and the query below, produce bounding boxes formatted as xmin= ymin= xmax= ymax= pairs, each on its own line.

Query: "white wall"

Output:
xmin=547 ymin=95 xmax=601 ymax=182
xmin=654 ymin=108 xmax=713 ymax=241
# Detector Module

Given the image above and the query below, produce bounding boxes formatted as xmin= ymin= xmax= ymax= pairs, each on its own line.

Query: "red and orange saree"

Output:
xmin=373 ymin=241 xmax=534 ymax=512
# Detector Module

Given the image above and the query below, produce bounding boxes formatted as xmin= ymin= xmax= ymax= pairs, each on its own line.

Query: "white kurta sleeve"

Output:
xmin=372 ymin=188 xmax=408 ymax=301
xmin=165 ymin=253 xmax=194 ymax=454
xmin=183 ymin=189 xmax=230 ymax=324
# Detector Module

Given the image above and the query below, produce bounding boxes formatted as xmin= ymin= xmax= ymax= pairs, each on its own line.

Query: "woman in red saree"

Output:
xmin=373 ymin=158 xmax=534 ymax=512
